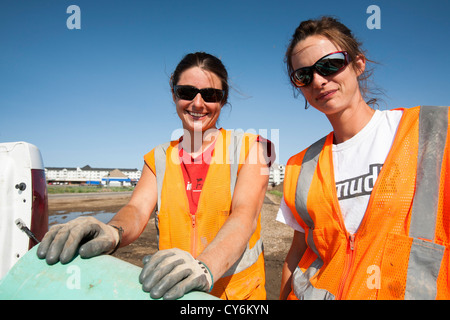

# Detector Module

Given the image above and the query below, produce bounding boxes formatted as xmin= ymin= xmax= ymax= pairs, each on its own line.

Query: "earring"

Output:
xmin=305 ymin=99 xmax=309 ymax=110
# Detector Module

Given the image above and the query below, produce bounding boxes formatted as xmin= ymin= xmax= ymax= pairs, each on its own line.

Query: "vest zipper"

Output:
xmin=336 ymin=233 xmax=356 ymax=299
xmin=190 ymin=213 xmax=197 ymax=257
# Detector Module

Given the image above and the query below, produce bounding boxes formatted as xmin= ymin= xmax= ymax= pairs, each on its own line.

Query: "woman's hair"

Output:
xmin=170 ymin=52 xmax=229 ymax=105
xmin=285 ymin=16 xmax=379 ymax=106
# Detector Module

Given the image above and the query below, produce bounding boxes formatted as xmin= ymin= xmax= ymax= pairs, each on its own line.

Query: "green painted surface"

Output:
xmin=0 ymin=246 xmax=219 ymax=300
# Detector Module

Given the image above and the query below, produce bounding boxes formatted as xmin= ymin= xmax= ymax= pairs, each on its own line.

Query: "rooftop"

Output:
xmin=45 ymin=165 xmax=140 ymax=172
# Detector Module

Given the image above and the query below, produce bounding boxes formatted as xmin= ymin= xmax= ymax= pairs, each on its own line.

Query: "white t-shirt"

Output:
xmin=276 ymin=109 xmax=403 ymax=234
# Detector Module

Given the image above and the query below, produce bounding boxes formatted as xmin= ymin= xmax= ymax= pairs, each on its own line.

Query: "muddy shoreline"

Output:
xmin=48 ymin=189 xmax=292 ymax=300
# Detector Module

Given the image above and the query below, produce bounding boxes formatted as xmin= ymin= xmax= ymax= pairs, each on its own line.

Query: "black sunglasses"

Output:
xmin=290 ymin=51 xmax=351 ymax=87
xmin=173 ymin=85 xmax=225 ymax=103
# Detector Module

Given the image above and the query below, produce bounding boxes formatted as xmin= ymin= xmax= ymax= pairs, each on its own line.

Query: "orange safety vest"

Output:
xmin=284 ymin=106 xmax=450 ymax=300
xmin=144 ymin=129 xmax=266 ymax=300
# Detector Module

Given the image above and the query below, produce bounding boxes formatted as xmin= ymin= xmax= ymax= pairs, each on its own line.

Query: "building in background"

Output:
xmin=45 ymin=165 xmax=141 ymax=186
xmin=46 ymin=163 xmax=284 ymax=188
xmin=102 ymin=169 xmax=132 ymax=187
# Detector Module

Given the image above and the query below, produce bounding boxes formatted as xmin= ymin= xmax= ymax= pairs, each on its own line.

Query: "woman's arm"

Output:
xmin=197 ymin=140 xmax=270 ymax=281
xmin=37 ymin=163 xmax=157 ymax=264
xmin=279 ymin=230 xmax=307 ymax=300
xmin=138 ymin=139 xmax=275 ymax=300
xmin=108 ymin=163 xmax=157 ymax=247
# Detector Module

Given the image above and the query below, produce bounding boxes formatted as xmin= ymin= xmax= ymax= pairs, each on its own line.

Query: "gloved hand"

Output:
xmin=37 ymin=216 xmax=121 ymax=265
xmin=139 ymin=248 xmax=213 ymax=300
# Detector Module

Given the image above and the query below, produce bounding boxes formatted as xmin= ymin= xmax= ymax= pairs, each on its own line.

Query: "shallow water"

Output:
xmin=49 ymin=211 xmax=116 ymax=226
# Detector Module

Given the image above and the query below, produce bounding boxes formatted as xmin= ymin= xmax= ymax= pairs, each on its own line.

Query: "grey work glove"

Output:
xmin=139 ymin=248 xmax=213 ymax=300
xmin=37 ymin=216 xmax=121 ymax=265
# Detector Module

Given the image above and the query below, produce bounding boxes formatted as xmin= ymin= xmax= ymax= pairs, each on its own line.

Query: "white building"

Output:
xmin=46 ymin=163 xmax=282 ymax=187
xmin=45 ymin=165 xmax=141 ymax=186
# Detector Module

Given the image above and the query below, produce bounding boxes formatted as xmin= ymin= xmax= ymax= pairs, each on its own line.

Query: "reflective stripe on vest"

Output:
xmin=293 ymin=106 xmax=448 ymax=300
xmin=292 ymin=135 xmax=331 ymax=299
xmin=295 ymin=136 xmax=327 ymax=259
xmin=153 ymin=141 xmax=170 ymax=246
xmin=153 ymin=131 xmax=263 ymax=277
xmin=405 ymin=106 xmax=448 ymax=300
xmin=154 ymin=142 xmax=170 ymax=214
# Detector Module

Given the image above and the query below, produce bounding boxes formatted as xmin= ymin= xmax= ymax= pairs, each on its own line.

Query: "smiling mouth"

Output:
xmin=316 ymin=90 xmax=337 ymax=100
xmin=187 ymin=110 xmax=208 ymax=118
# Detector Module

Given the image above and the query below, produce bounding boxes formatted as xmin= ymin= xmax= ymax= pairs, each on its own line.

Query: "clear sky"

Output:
xmin=1 ymin=0 xmax=449 ymax=170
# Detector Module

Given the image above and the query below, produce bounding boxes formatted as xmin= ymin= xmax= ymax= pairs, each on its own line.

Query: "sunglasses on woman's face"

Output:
xmin=173 ymin=85 xmax=225 ymax=103
xmin=290 ymin=51 xmax=351 ymax=87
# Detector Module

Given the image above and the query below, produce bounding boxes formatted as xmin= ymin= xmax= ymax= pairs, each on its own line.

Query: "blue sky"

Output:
xmin=1 ymin=0 xmax=449 ymax=170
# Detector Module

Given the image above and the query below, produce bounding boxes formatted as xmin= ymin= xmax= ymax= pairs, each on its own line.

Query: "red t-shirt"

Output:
xmin=178 ymin=133 xmax=274 ymax=215
xmin=179 ymin=139 xmax=216 ymax=215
